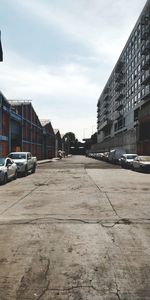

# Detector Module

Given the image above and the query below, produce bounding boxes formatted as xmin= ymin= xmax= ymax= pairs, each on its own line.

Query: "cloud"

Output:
xmin=13 ymin=0 xmax=146 ymax=61
xmin=0 ymin=49 xmax=100 ymax=140
xmin=0 ymin=0 xmax=146 ymax=140
xmin=0 ymin=51 xmax=100 ymax=99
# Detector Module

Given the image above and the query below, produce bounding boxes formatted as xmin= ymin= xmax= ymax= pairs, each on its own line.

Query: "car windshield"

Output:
xmin=0 ymin=158 xmax=5 ymax=166
xmin=126 ymin=155 xmax=137 ymax=159
xmin=140 ymin=156 xmax=150 ymax=162
xmin=8 ymin=153 xmax=26 ymax=159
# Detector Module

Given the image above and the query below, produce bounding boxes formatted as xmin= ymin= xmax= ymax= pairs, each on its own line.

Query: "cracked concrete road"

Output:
xmin=0 ymin=155 xmax=150 ymax=300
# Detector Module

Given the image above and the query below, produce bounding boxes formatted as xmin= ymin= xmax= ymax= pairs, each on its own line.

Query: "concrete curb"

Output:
xmin=37 ymin=159 xmax=52 ymax=165
xmin=37 ymin=158 xmax=62 ymax=165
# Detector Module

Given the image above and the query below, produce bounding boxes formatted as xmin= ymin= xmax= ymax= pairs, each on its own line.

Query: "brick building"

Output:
xmin=0 ymin=94 xmax=62 ymax=160
xmin=0 ymin=92 xmax=10 ymax=156
xmin=9 ymin=100 xmax=43 ymax=160
xmin=41 ymin=120 xmax=55 ymax=159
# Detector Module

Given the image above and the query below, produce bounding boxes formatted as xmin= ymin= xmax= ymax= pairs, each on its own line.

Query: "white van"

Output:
xmin=108 ymin=148 xmax=126 ymax=164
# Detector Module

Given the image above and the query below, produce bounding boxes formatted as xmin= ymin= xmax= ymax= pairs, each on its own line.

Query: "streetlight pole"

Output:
xmin=0 ymin=31 xmax=3 ymax=62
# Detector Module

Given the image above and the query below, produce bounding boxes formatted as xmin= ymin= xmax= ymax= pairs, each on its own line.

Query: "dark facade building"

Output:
xmin=0 ymin=93 xmax=63 ymax=160
xmin=0 ymin=92 xmax=22 ymax=156
xmin=54 ymin=129 xmax=62 ymax=157
xmin=41 ymin=120 xmax=55 ymax=159
xmin=137 ymin=101 xmax=150 ymax=154
xmin=9 ymin=100 xmax=43 ymax=160
xmin=10 ymin=106 xmax=22 ymax=152
xmin=97 ymin=0 xmax=150 ymax=154
xmin=0 ymin=92 xmax=10 ymax=156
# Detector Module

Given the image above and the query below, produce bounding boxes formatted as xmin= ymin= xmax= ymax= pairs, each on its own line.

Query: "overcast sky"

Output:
xmin=0 ymin=0 xmax=146 ymax=141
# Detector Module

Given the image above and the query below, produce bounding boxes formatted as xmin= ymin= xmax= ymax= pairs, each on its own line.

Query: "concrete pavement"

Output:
xmin=0 ymin=155 xmax=150 ymax=299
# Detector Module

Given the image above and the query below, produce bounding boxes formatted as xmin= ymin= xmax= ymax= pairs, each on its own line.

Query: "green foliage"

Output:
xmin=64 ymin=132 xmax=76 ymax=142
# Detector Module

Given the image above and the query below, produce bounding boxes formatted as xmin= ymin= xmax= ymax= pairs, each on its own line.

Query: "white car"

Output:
xmin=0 ymin=157 xmax=18 ymax=184
xmin=8 ymin=152 xmax=37 ymax=176
xmin=132 ymin=156 xmax=150 ymax=172
xmin=120 ymin=154 xmax=137 ymax=168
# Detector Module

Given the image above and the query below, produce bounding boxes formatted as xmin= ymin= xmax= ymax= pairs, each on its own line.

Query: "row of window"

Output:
xmin=98 ymin=83 xmax=150 ymax=121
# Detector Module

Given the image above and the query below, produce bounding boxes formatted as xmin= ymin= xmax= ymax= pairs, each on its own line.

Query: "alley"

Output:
xmin=0 ymin=156 xmax=150 ymax=300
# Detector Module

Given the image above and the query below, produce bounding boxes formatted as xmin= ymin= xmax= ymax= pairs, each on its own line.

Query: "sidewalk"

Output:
xmin=37 ymin=158 xmax=60 ymax=165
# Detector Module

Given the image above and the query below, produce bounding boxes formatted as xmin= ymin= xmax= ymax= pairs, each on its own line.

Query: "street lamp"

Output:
xmin=0 ymin=31 xmax=3 ymax=62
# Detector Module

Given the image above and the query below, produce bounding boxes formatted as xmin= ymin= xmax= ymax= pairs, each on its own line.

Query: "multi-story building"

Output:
xmin=97 ymin=0 xmax=150 ymax=154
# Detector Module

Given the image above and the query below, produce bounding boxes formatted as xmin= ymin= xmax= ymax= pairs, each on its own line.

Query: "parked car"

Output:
xmin=108 ymin=148 xmax=126 ymax=164
xmin=8 ymin=152 xmax=37 ymax=176
xmin=102 ymin=152 xmax=109 ymax=162
xmin=96 ymin=153 xmax=105 ymax=160
xmin=93 ymin=152 xmax=102 ymax=160
xmin=120 ymin=154 xmax=137 ymax=168
xmin=132 ymin=156 xmax=150 ymax=172
xmin=0 ymin=157 xmax=17 ymax=184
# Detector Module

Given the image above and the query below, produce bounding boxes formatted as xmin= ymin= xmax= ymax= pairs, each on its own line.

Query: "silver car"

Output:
xmin=132 ymin=156 xmax=150 ymax=172
xmin=0 ymin=157 xmax=17 ymax=184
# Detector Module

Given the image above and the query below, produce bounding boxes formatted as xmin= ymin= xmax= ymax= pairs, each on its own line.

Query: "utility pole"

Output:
xmin=0 ymin=30 xmax=3 ymax=61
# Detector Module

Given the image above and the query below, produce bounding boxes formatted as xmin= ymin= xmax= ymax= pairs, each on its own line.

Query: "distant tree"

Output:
xmin=64 ymin=132 xmax=76 ymax=142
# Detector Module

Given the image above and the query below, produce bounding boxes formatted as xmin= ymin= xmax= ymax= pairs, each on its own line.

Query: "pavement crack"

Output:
xmin=101 ymin=218 xmax=133 ymax=228
xmin=0 ymin=178 xmax=51 ymax=216
xmin=17 ymin=256 xmax=50 ymax=300
xmin=114 ymin=277 xmax=121 ymax=300
xmin=85 ymin=169 xmax=120 ymax=219
xmin=104 ymin=192 xmax=121 ymax=218
xmin=46 ymin=284 xmax=100 ymax=292
xmin=0 ymin=217 xmax=149 ymax=226
xmin=32 ymin=257 xmax=50 ymax=300
xmin=36 ymin=281 xmax=50 ymax=300
xmin=0 ymin=187 xmax=37 ymax=215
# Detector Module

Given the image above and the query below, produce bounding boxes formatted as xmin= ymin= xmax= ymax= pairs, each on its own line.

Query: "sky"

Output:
xmin=0 ymin=0 xmax=147 ymax=141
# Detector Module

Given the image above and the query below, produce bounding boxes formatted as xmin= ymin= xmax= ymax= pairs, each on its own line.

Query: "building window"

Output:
xmin=141 ymin=88 xmax=145 ymax=96
xmin=138 ymin=64 xmax=141 ymax=74
xmin=138 ymin=78 xmax=141 ymax=86
xmin=134 ymin=95 xmax=137 ymax=104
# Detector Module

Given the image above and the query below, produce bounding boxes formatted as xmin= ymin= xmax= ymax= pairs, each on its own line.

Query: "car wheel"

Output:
xmin=3 ymin=173 xmax=8 ymax=184
xmin=13 ymin=170 xmax=17 ymax=180
xmin=32 ymin=164 xmax=36 ymax=173
xmin=139 ymin=166 xmax=144 ymax=172
xmin=23 ymin=167 xmax=28 ymax=176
